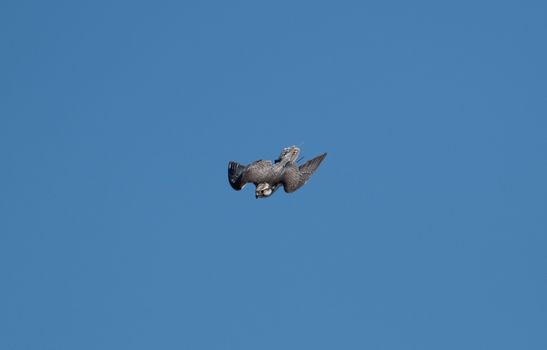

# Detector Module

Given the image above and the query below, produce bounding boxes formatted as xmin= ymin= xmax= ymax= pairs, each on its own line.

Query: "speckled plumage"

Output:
xmin=228 ymin=146 xmax=327 ymax=198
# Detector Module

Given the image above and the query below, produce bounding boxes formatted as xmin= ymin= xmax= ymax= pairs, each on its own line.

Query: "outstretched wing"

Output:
xmin=282 ymin=153 xmax=327 ymax=193
xmin=228 ymin=160 xmax=274 ymax=191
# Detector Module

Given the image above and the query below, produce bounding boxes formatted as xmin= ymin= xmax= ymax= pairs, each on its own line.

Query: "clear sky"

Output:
xmin=1 ymin=1 xmax=546 ymax=349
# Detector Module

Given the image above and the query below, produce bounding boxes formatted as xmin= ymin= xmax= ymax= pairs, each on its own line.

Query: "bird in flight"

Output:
xmin=228 ymin=146 xmax=327 ymax=199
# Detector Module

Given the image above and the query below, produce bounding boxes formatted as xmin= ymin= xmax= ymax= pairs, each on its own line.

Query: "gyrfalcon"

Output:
xmin=228 ymin=146 xmax=327 ymax=198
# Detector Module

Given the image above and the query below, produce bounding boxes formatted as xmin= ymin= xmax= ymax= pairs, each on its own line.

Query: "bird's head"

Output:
xmin=276 ymin=146 xmax=300 ymax=164
xmin=255 ymin=183 xmax=273 ymax=199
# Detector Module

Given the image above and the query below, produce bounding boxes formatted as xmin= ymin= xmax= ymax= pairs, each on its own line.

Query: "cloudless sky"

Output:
xmin=1 ymin=1 xmax=546 ymax=349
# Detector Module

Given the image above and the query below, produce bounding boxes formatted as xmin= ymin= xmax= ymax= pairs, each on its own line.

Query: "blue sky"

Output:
xmin=1 ymin=1 xmax=546 ymax=349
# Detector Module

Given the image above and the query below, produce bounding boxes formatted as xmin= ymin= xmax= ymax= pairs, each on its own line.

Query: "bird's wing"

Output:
xmin=282 ymin=153 xmax=327 ymax=193
xmin=228 ymin=161 xmax=248 ymax=190
xmin=228 ymin=160 xmax=274 ymax=190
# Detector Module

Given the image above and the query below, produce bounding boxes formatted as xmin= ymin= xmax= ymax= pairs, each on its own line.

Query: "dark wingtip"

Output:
xmin=316 ymin=152 xmax=327 ymax=163
xmin=228 ymin=161 xmax=246 ymax=191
